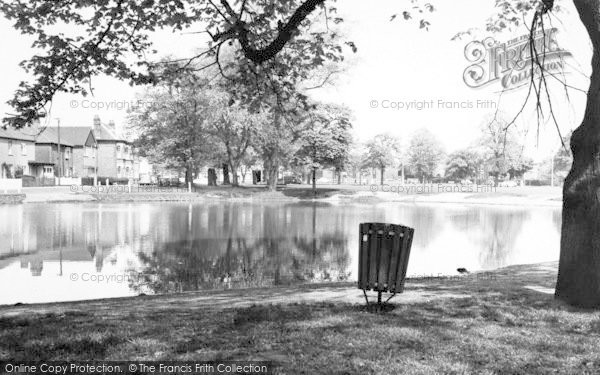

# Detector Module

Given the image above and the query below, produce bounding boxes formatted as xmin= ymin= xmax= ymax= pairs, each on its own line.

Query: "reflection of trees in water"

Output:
xmin=451 ymin=209 xmax=530 ymax=269
xmin=129 ymin=203 xmax=351 ymax=294
xmin=406 ymin=206 xmax=444 ymax=250
xmin=289 ymin=234 xmax=351 ymax=282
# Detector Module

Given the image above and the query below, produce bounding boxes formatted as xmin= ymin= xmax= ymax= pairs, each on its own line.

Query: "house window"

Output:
xmin=21 ymin=143 xmax=27 ymax=155
xmin=8 ymin=141 xmax=13 ymax=156
xmin=65 ymin=148 xmax=71 ymax=160
xmin=85 ymin=146 xmax=96 ymax=158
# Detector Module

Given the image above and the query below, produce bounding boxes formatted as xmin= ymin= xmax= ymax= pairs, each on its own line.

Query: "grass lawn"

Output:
xmin=1 ymin=262 xmax=598 ymax=374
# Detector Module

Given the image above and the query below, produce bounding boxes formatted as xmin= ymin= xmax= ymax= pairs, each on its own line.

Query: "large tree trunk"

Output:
xmin=207 ymin=168 xmax=217 ymax=186
xmin=222 ymin=163 xmax=230 ymax=185
xmin=185 ymin=163 xmax=194 ymax=185
xmin=380 ymin=166 xmax=385 ymax=186
xmin=555 ymin=0 xmax=600 ymax=308
xmin=264 ymin=161 xmax=278 ymax=191
xmin=312 ymin=167 xmax=317 ymax=194
xmin=229 ymin=162 xmax=239 ymax=187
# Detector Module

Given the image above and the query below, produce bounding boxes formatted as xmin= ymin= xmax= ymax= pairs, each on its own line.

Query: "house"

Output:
xmin=45 ymin=127 xmax=98 ymax=178
xmin=92 ymin=115 xmax=137 ymax=179
xmin=0 ymin=123 xmax=37 ymax=178
xmin=31 ymin=127 xmax=74 ymax=179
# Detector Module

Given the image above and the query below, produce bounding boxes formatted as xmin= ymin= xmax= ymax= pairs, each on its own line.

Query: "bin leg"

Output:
xmin=385 ymin=293 xmax=397 ymax=304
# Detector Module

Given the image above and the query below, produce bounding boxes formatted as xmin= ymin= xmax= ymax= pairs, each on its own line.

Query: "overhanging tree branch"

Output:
xmin=213 ymin=0 xmax=326 ymax=64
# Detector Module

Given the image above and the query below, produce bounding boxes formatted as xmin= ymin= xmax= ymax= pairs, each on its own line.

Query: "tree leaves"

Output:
xmin=363 ymin=134 xmax=402 ymax=169
xmin=407 ymin=128 xmax=444 ymax=181
xmin=294 ymin=102 xmax=353 ymax=171
xmin=1 ymin=0 xmax=352 ymax=129
xmin=390 ymin=1 xmax=435 ymax=32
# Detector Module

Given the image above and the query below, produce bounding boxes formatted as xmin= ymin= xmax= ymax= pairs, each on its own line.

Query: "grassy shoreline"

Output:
xmin=2 ymin=262 xmax=599 ymax=374
xmin=13 ymin=184 xmax=563 ymax=207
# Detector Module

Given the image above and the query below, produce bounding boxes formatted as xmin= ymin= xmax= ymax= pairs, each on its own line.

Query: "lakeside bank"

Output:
xmin=4 ymin=184 xmax=563 ymax=207
xmin=1 ymin=261 xmax=599 ymax=374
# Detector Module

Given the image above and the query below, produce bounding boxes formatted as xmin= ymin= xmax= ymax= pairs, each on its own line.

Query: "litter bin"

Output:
xmin=358 ymin=223 xmax=414 ymax=305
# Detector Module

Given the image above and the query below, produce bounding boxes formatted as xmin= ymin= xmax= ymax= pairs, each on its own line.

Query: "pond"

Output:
xmin=0 ymin=201 xmax=561 ymax=305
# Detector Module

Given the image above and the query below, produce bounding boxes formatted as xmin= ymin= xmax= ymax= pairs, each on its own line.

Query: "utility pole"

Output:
xmin=56 ymin=118 xmax=62 ymax=186
xmin=401 ymin=163 xmax=405 ymax=184
xmin=94 ymin=142 xmax=98 ymax=187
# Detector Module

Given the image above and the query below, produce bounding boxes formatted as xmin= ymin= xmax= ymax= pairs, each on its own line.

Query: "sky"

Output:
xmin=0 ymin=0 xmax=592 ymax=161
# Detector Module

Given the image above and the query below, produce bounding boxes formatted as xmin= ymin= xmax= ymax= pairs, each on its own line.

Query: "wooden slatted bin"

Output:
xmin=358 ymin=223 xmax=414 ymax=302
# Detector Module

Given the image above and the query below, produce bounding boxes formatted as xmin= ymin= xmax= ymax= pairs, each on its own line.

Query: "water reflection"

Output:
xmin=0 ymin=202 xmax=561 ymax=304
xmin=129 ymin=203 xmax=351 ymax=294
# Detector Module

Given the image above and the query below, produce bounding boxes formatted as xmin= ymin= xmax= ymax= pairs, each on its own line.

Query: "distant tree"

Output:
xmin=208 ymin=94 xmax=265 ymax=187
xmin=407 ymin=128 xmax=444 ymax=183
xmin=478 ymin=116 xmax=523 ymax=184
xmin=507 ymin=157 xmax=534 ymax=183
xmin=294 ymin=103 xmax=352 ymax=193
xmin=364 ymin=134 xmax=402 ymax=186
xmin=128 ymin=74 xmax=214 ymax=184
xmin=445 ymin=149 xmax=482 ymax=181
xmin=347 ymin=145 xmax=369 ymax=184
xmin=252 ymin=104 xmax=305 ymax=190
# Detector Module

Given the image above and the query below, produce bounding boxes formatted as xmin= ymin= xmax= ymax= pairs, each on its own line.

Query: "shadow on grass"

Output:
xmin=2 ymin=262 xmax=600 ymax=373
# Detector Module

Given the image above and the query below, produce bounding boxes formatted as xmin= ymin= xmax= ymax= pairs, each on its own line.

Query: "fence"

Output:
xmin=56 ymin=177 xmax=82 ymax=186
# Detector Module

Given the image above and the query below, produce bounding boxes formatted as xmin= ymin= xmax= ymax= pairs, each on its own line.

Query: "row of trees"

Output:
xmin=132 ymin=90 xmax=553 ymax=188
xmin=127 ymin=68 xmax=353 ymax=191
xmin=350 ymin=117 xmax=537 ymax=186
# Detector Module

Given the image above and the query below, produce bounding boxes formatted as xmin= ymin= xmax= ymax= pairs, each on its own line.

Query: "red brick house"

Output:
xmin=92 ymin=115 xmax=136 ymax=179
xmin=0 ymin=124 xmax=37 ymax=178
xmin=38 ymin=127 xmax=98 ymax=178
xmin=32 ymin=127 xmax=74 ymax=179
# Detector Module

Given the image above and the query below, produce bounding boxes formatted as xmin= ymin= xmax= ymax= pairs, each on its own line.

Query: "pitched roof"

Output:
xmin=36 ymin=127 xmax=74 ymax=147
xmin=94 ymin=123 xmax=127 ymax=142
xmin=44 ymin=127 xmax=95 ymax=146
xmin=0 ymin=126 xmax=37 ymax=142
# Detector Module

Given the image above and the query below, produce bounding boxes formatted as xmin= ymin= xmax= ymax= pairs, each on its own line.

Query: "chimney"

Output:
xmin=93 ymin=115 xmax=101 ymax=132
xmin=108 ymin=120 xmax=116 ymax=130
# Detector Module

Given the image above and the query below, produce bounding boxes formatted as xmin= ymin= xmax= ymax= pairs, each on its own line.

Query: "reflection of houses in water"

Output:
xmin=0 ymin=200 xmax=563 ymax=299
xmin=29 ymin=259 xmax=43 ymax=276
xmin=0 ymin=203 xmax=151 ymax=276
xmin=1 ymin=202 xmax=356 ymax=289
xmin=0 ymin=205 xmax=37 ymax=257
